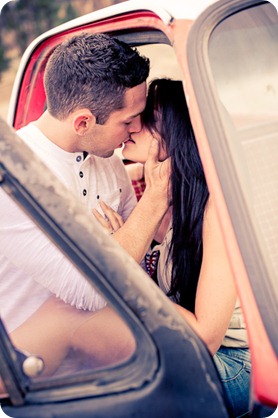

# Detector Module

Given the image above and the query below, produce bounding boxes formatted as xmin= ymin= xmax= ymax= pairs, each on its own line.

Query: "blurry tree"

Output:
xmin=0 ymin=32 xmax=10 ymax=81
xmin=0 ymin=0 xmax=125 ymax=79
xmin=2 ymin=0 xmax=78 ymax=55
xmin=64 ymin=2 xmax=78 ymax=22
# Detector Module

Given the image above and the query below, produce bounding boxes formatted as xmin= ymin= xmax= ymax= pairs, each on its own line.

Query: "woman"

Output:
xmin=95 ymin=78 xmax=251 ymax=417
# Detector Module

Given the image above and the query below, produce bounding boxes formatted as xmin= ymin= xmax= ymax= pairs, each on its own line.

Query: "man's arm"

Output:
xmin=0 ymin=189 xmax=106 ymax=312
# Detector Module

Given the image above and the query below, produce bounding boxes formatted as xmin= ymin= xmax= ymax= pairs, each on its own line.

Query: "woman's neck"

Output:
xmin=154 ymin=206 xmax=172 ymax=244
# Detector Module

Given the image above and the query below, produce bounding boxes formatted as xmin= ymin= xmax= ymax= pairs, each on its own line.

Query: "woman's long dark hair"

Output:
xmin=143 ymin=79 xmax=209 ymax=313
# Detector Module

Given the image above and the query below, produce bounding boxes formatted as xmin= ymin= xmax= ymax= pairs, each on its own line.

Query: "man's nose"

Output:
xmin=128 ymin=115 xmax=142 ymax=133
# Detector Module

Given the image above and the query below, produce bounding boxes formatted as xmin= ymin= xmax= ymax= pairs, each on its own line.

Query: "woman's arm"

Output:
xmin=93 ymin=140 xmax=171 ymax=259
xmin=174 ymin=199 xmax=237 ymax=354
xmin=112 ymin=140 xmax=171 ymax=263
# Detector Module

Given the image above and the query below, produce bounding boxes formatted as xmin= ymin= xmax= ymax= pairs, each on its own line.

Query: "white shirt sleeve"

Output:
xmin=0 ymin=189 xmax=106 ymax=311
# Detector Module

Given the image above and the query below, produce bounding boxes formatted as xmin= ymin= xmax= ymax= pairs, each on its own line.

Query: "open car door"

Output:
xmin=0 ymin=0 xmax=277 ymax=417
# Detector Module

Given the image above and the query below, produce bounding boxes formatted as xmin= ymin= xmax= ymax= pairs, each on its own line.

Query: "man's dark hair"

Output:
xmin=44 ymin=33 xmax=150 ymax=123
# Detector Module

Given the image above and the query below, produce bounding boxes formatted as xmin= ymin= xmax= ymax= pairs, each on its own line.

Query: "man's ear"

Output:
xmin=72 ymin=109 xmax=96 ymax=135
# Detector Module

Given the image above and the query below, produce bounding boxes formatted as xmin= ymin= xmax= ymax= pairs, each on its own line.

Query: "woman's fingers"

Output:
xmin=92 ymin=202 xmax=124 ymax=234
xmin=92 ymin=208 xmax=112 ymax=232
xmin=99 ymin=201 xmax=124 ymax=231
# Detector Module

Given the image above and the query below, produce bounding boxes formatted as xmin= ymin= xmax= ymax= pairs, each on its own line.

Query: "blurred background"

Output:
xmin=0 ymin=0 xmax=125 ymax=119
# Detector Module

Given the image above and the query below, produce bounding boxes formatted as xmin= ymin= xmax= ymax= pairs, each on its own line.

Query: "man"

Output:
xmin=0 ymin=33 xmax=170 ymax=334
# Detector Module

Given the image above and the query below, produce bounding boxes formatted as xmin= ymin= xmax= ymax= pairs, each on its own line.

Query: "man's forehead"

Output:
xmin=108 ymin=82 xmax=146 ymax=119
xmin=114 ymin=101 xmax=146 ymax=120
xmin=123 ymin=82 xmax=147 ymax=107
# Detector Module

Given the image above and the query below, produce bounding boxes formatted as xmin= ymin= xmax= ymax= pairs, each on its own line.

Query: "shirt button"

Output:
xmin=83 ymin=189 xmax=87 ymax=196
xmin=79 ymin=171 xmax=84 ymax=178
xmin=76 ymin=155 xmax=82 ymax=162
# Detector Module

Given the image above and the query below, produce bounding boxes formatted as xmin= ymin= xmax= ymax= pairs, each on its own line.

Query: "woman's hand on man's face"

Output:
xmin=144 ymin=138 xmax=172 ymax=206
